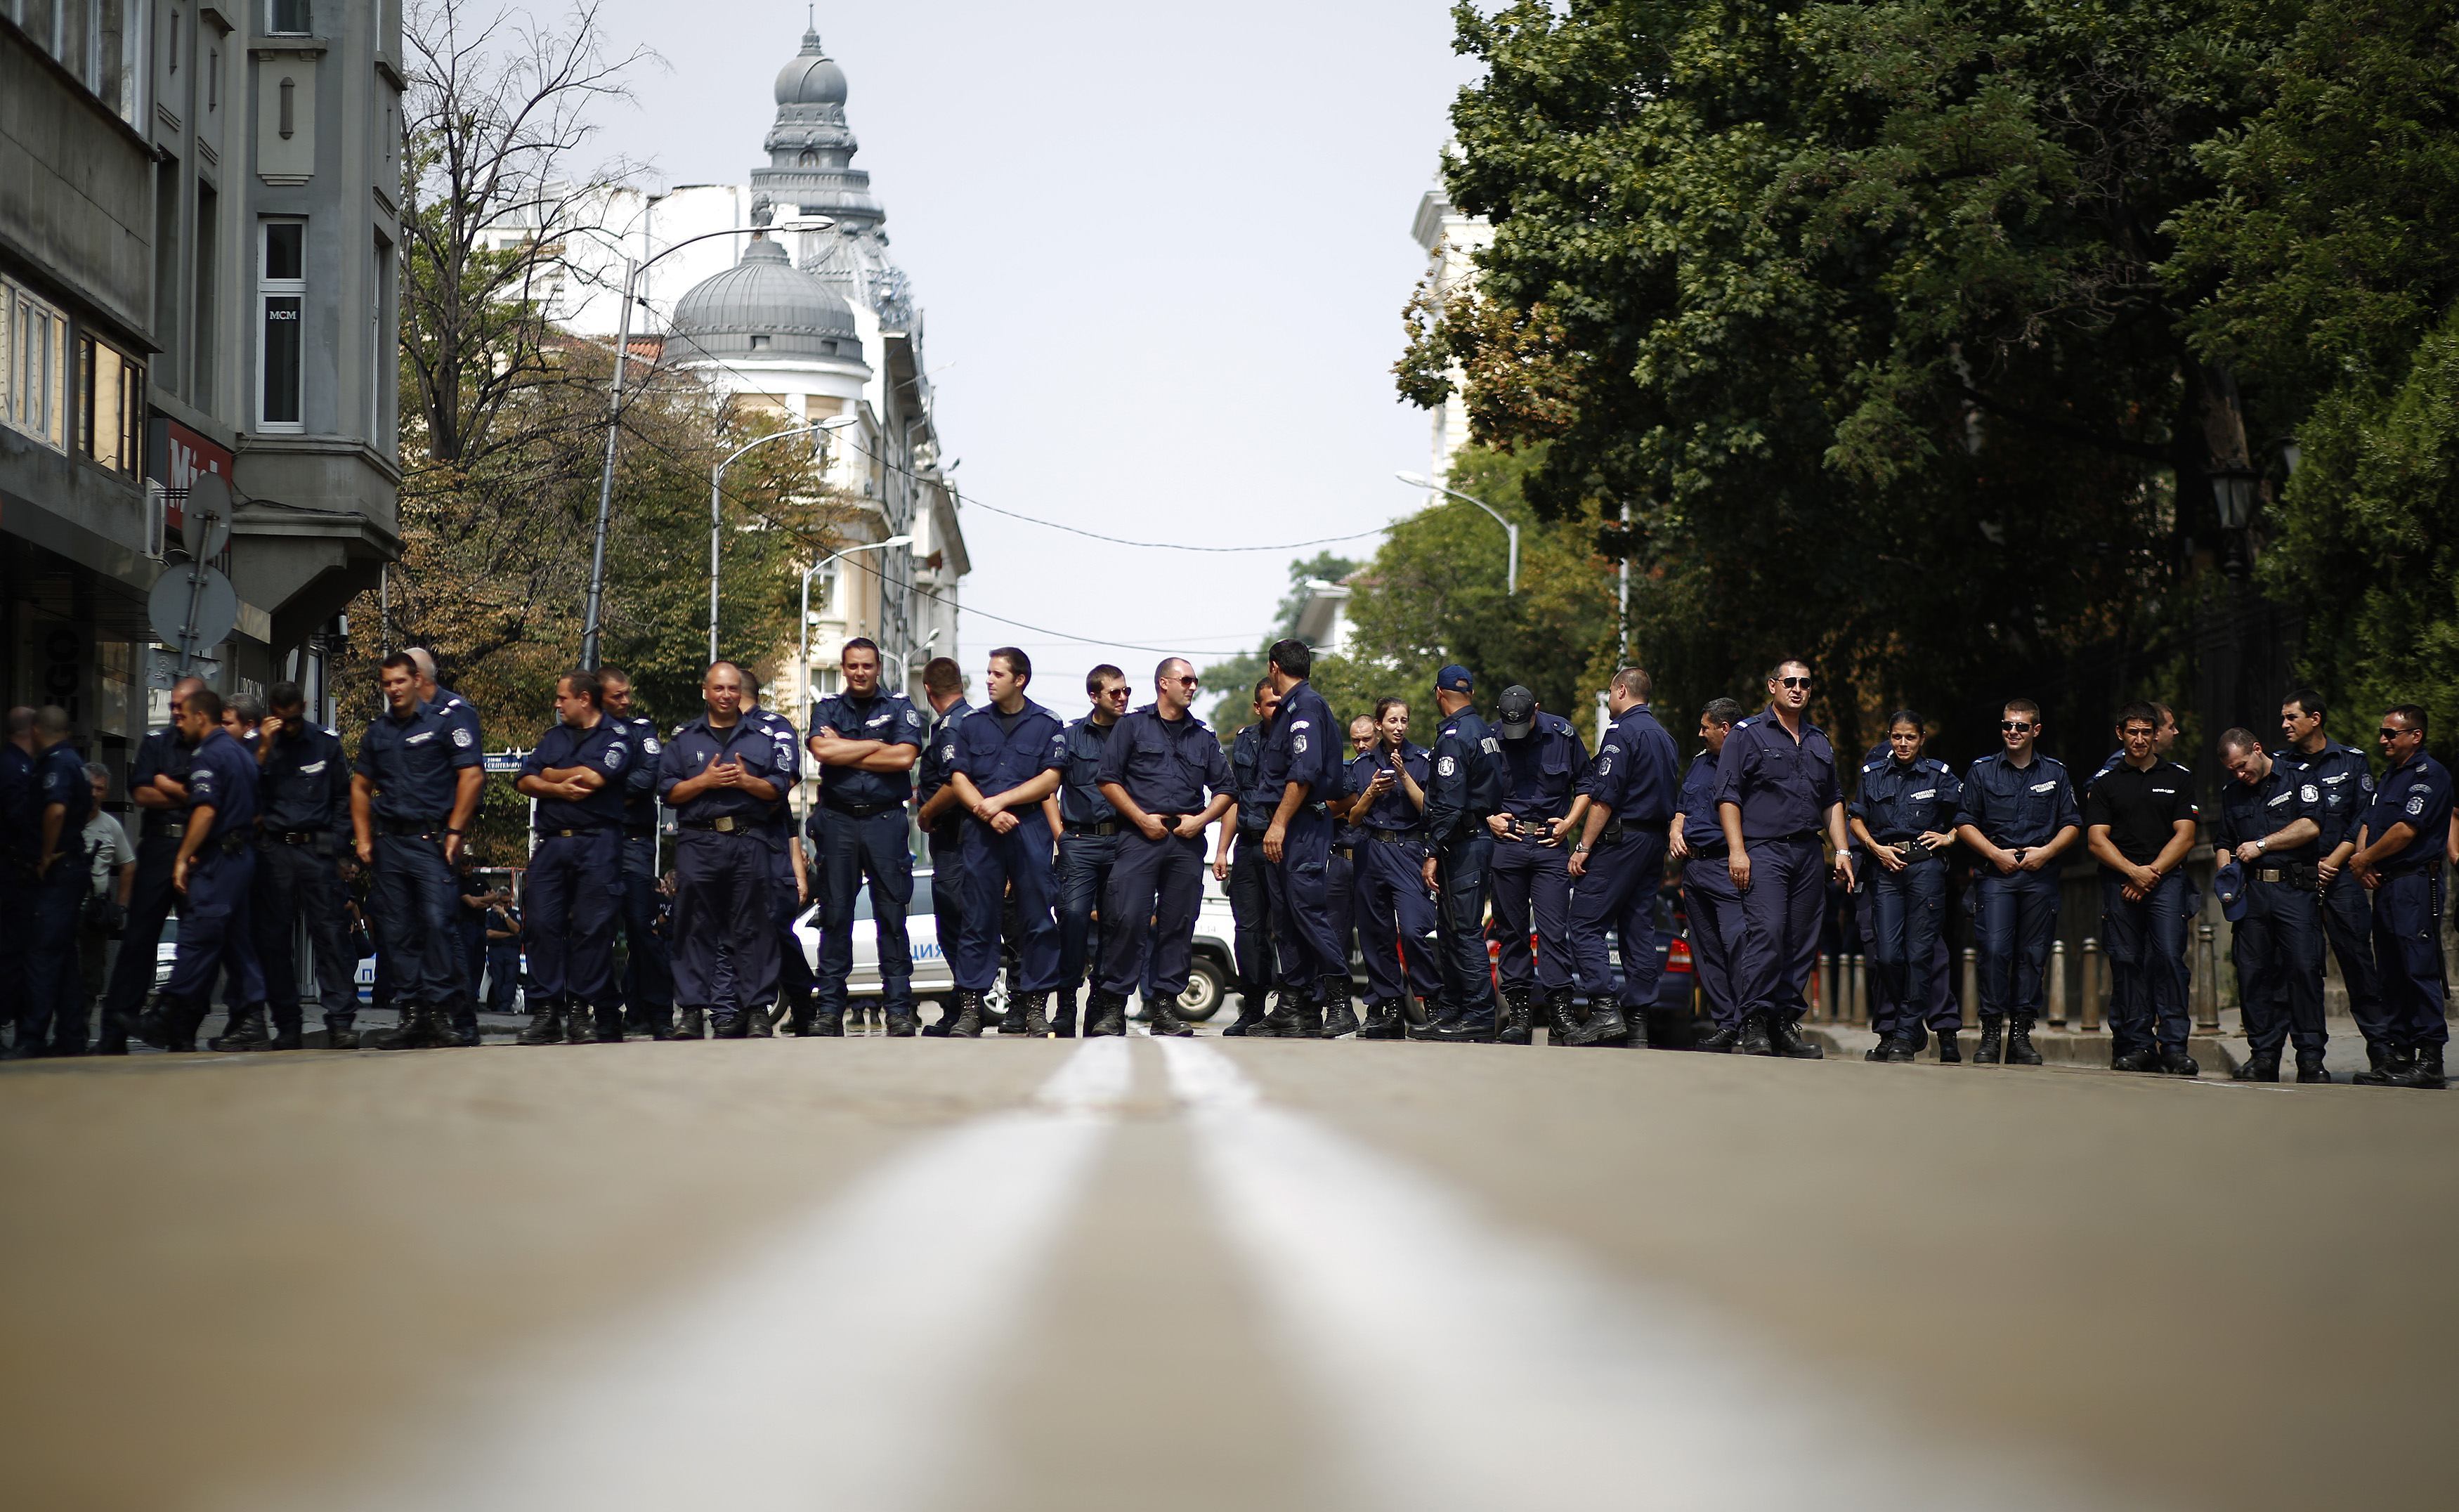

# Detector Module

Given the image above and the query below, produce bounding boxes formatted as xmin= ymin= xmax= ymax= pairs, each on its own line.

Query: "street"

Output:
xmin=2 ymin=1037 xmax=2453 ymax=1510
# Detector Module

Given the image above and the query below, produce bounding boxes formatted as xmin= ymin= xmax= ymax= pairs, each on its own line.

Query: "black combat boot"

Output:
xmin=1876 ymin=1036 xmax=1917 ymax=1063
xmin=804 ymin=1010 xmax=846 ymax=1037
xmin=1263 ymin=993 xmax=1309 ymax=1038
xmin=1220 ymin=992 xmax=1268 ymax=1037
xmin=267 ymin=1005 xmax=306 ymax=1051
xmin=325 ymin=1016 xmax=360 ymax=1050
xmin=882 ymin=1005 xmax=918 ymax=1036
xmin=2231 ymin=1050 xmax=2282 ymax=1083
xmin=364 ymin=1003 xmax=439 ymax=1051
xmin=1736 ymin=1012 xmax=1773 ymax=1057
xmin=1016 ymin=991 xmax=1052 ymax=1038
xmin=1321 ymin=981 xmax=1362 ymax=1040
xmin=2158 ymin=1045 xmax=2200 ymax=1077
xmin=207 ymin=1004 xmax=273 ymax=1052
xmin=518 ymin=1000 xmax=568 ymax=1046
xmin=1147 ymin=993 xmax=1195 ymax=1038
xmin=1050 ymin=991 xmax=1080 ymax=1039
xmin=946 ymin=990 xmax=986 ymax=1039
xmin=710 ymin=1010 xmax=750 ymax=1039
xmin=2389 ymin=1048 xmax=2446 ymax=1090
xmin=1426 ymin=1003 xmax=1498 ymax=1043
xmin=1354 ymin=999 xmax=1402 ymax=1039
xmin=2295 ymin=1055 xmax=2330 ymax=1085
xmin=1768 ymin=1015 xmax=1823 ymax=1060
xmin=2006 ymin=1012 xmax=2042 ymax=1066
xmin=1543 ymin=989 xmax=1577 ymax=1045
xmin=2110 ymin=1045 xmax=2156 ymax=1073
xmin=592 ymin=1003 xmax=627 ymax=1043
xmin=1495 ymin=987 xmax=1533 ymax=1046
xmin=1560 ymin=998 xmax=1625 ymax=1048
xmin=1973 ymin=1015 xmax=2004 ymax=1064
xmin=1406 ymin=999 xmax=1454 ymax=1040
xmin=566 ymin=996 xmax=599 ymax=1043
xmin=2353 ymin=1044 xmax=2407 ymax=1086
xmin=1934 ymin=1029 xmax=1962 ymax=1064
xmin=1698 ymin=1019 xmax=1742 ymax=1053
xmin=1085 ymin=991 xmax=1128 ymax=1037
xmin=670 ymin=1006 xmax=707 ymax=1041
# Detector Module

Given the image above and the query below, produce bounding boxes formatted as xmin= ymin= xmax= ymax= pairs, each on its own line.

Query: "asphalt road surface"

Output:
xmin=2 ymin=1035 xmax=2453 ymax=1511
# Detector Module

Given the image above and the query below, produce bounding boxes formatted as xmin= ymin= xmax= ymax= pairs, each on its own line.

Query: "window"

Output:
xmin=14 ymin=2 xmax=142 ymax=125
xmin=265 ymin=0 xmax=309 ymax=35
xmin=77 ymin=334 xmax=143 ymax=475
xmin=195 ymin=183 xmax=218 ymax=409
xmin=370 ymin=233 xmax=393 ymax=446
xmin=259 ymin=219 xmax=306 ymax=431
xmin=1 ymin=278 xmax=72 ymax=452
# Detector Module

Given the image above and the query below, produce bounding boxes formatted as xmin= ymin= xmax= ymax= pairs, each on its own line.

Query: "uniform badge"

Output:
xmin=2408 ymin=795 xmax=2427 ymax=816
xmin=906 ymin=709 xmax=921 ymax=726
xmin=452 ymin=727 xmax=474 ymax=748
xmin=645 ymin=737 xmax=661 ymax=755
xmin=1293 ymin=734 xmax=1309 ymax=755
xmin=300 ymin=760 xmax=326 ymax=774
xmin=1437 ymin=756 xmax=1456 ymax=778
xmin=2300 ymin=784 xmax=2319 ymax=804
xmin=941 ymin=745 xmax=955 ymax=762
xmin=604 ymin=747 xmax=625 ymax=770
xmin=1596 ymin=756 xmax=1613 ymax=776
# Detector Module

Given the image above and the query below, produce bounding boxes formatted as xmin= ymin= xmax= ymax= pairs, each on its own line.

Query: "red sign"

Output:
xmin=145 ymin=418 xmax=236 ymax=535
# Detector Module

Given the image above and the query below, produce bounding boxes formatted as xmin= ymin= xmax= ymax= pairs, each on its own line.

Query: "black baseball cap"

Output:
xmin=1496 ymin=685 xmax=1537 ymax=738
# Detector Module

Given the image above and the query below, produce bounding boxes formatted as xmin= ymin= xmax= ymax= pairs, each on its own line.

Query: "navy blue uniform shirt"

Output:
xmin=1955 ymin=752 xmax=2082 ymax=849
xmin=2217 ymin=762 xmax=2321 ymax=866
xmin=747 ymin=708 xmax=803 ymax=834
xmin=1851 ymin=755 xmax=1962 ymax=842
xmin=34 ymin=741 xmax=94 ymax=850
xmin=1232 ymin=722 xmax=1274 ymax=832
xmin=185 ymin=727 xmax=261 ymax=836
xmin=1260 ymin=681 xmax=1344 ymax=806
xmin=658 ymin=714 xmax=793 ymax=826
xmin=1423 ymin=709 xmax=1508 ymax=845
xmin=2275 ymin=741 xmax=2374 ymax=853
xmin=129 ymin=724 xmax=197 ymax=838
xmin=613 ymin=714 xmax=665 ymax=831
xmin=1711 ymin=707 xmax=1840 ymax=841
xmin=259 ymin=724 xmax=352 ymax=836
xmin=1676 ymin=752 xmax=1726 ymax=854
xmin=1500 ymin=712 xmax=1587 ymax=824
xmin=1348 ymin=741 xmax=1432 ymax=835
xmin=1098 ymin=705 xmax=1232 ymax=816
xmin=519 ymin=717 xmax=633 ymax=832
xmin=2361 ymin=752 xmax=2454 ymax=870
xmin=811 ymin=691 xmax=926 ymax=809
xmin=948 ymin=698 xmax=1067 ymax=800
xmin=0 ymin=741 xmax=32 ymax=861
xmin=1056 ymin=717 xmax=1121 ymax=825
xmin=1586 ymin=704 xmax=1681 ymax=826
xmin=356 ymin=700 xmax=481 ymax=823
xmin=918 ymin=699 xmax=974 ymax=822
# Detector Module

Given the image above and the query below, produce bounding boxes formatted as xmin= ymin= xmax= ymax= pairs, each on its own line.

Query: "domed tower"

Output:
xmin=663 ymin=236 xmax=867 ymax=375
xmin=750 ymin=19 xmax=913 ymax=330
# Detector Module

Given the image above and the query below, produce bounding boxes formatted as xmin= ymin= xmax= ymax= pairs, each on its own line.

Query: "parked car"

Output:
xmin=794 ymin=866 xmax=1240 ymax=1022
xmin=1475 ymin=880 xmax=1700 ymax=1045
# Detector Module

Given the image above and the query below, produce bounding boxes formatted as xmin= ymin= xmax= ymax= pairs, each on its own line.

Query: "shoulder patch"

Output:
xmin=452 ymin=726 xmax=474 ymax=748
xmin=604 ymin=745 xmax=626 ymax=770
xmin=1437 ymin=755 xmax=1456 ymax=778
xmin=644 ymin=736 xmax=662 ymax=755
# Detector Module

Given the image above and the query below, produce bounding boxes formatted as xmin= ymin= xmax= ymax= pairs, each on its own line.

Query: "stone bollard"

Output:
xmin=2195 ymin=924 xmax=2222 ymax=1031
xmin=1962 ymin=946 xmax=1978 ymax=1021
xmin=2080 ymin=938 xmax=2103 ymax=1031
xmin=2049 ymin=938 xmax=2068 ymax=1028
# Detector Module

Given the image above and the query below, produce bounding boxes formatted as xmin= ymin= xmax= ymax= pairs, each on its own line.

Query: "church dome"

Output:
xmin=774 ymin=28 xmax=847 ymax=106
xmin=667 ymin=238 xmax=864 ymax=365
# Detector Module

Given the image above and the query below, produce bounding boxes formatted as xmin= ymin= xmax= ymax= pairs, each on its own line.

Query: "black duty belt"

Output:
xmin=1876 ymin=838 xmax=1945 ymax=865
xmin=1064 ymin=820 xmax=1122 ymax=837
xmin=823 ymin=798 xmax=906 ymax=819
xmin=1600 ymin=818 xmax=1672 ymax=842
xmin=218 ymin=835 xmax=250 ymax=857
xmin=679 ymin=816 xmax=756 ymax=834
xmin=2251 ymin=863 xmax=2318 ymax=887
xmin=378 ymin=819 xmax=449 ymax=839
xmin=1756 ymin=828 xmax=1819 ymax=845
xmin=266 ymin=830 xmax=330 ymax=845
xmin=1367 ymin=827 xmax=1420 ymax=845
xmin=623 ymin=826 xmax=656 ymax=839
xmin=537 ymin=826 xmax=613 ymax=841
xmin=143 ymin=821 xmax=187 ymax=841
xmin=1685 ymin=840 xmax=1729 ymax=859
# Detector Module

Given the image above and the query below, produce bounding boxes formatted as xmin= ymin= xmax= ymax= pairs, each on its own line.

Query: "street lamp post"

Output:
xmin=714 ymin=414 xmax=860 ymax=664
xmin=1395 ymin=471 xmax=1520 ymax=594
xmin=578 ymin=218 xmax=833 ymax=669
xmin=798 ymin=533 xmax=912 ymax=721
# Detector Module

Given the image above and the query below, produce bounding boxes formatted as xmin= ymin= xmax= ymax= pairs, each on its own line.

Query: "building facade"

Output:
xmin=3 ymin=0 xmax=400 ymax=768
xmin=1410 ymin=185 xmax=1491 ymax=483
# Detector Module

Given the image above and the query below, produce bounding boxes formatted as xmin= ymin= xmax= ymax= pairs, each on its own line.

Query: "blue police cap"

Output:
xmin=1436 ymin=665 xmax=1474 ymax=693
xmin=2212 ymin=859 xmax=2248 ymax=924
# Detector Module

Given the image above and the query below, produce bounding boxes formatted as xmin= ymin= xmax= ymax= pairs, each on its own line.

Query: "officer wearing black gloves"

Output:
xmin=1416 ymin=664 xmax=1508 ymax=1042
xmin=247 ymin=683 xmax=356 ymax=1049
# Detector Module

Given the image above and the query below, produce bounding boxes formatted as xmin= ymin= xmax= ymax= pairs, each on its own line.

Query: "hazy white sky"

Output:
xmin=565 ymin=0 xmax=1480 ymax=711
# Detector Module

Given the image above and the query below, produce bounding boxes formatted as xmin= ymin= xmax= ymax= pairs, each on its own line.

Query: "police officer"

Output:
xmin=2348 ymin=705 xmax=2452 ymax=1089
xmin=407 ymin=649 xmax=485 ymax=1045
xmin=806 ymin=637 xmax=927 ymax=1038
xmin=1714 ymin=660 xmax=1855 ymax=1059
xmin=0 ymin=707 xmax=32 ymax=1050
xmin=1090 ymin=657 xmax=1237 ymax=1036
xmin=514 ymin=669 xmax=633 ymax=1045
xmin=247 ymin=682 xmax=356 ymax=1050
xmin=737 ymin=674 xmax=809 ymax=1039
xmin=1217 ymin=679 xmax=1281 ymax=1036
xmin=351 ymin=653 xmax=484 ymax=1050
xmin=941 ymin=647 xmax=1068 ymax=1037
xmin=1416 ymin=664 xmax=1510 ymax=1042
xmin=1341 ymin=697 xmax=1440 ymax=1040
xmin=1953 ymin=698 xmax=2081 ymax=1067
xmin=657 ymin=661 xmax=790 ymax=1039
xmin=93 ymin=677 xmax=206 ymax=1053
xmin=599 ymin=668 xmax=676 ymax=1038
xmin=1848 ymin=710 xmax=1964 ymax=1063
xmin=6 ymin=708 xmax=93 ymax=1058
xmin=2085 ymin=703 xmax=2202 ymax=1076
xmin=2276 ymin=689 xmax=2388 ymax=1071
xmin=2214 ymin=729 xmax=2328 ymax=1083
xmin=1671 ymin=698 xmax=1747 ymax=1049
xmin=1565 ymin=667 xmax=1682 ymax=1048
xmin=1316 ymin=713 xmax=1377 ymax=1038
xmin=1488 ymin=685 xmax=1589 ymax=1045
xmin=913 ymin=656 xmax=974 ymax=1036
xmin=147 ymin=689 xmax=270 ymax=1053
xmin=1049 ymin=665 xmax=1131 ymax=1038
xmin=1253 ymin=640 xmax=1348 ymax=1038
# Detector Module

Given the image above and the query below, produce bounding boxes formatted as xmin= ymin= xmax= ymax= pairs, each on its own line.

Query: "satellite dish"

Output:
xmin=148 ymin=561 xmax=240 ymax=658
xmin=183 ymin=471 xmax=233 ymax=560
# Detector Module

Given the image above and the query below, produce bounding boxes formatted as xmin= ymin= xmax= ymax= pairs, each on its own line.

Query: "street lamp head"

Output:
xmin=2209 ymin=467 xmax=2260 ymax=532
xmin=773 ymin=216 xmax=836 ymax=234
xmin=1395 ymin=471 xmax=1432 ymax=488
xmin=881 ymin=534 xmax=913 ymax=549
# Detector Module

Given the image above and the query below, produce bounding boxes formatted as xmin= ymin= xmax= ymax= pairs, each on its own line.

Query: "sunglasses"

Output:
xmin=1168 ymin=675 xmax=1200 ymax=686
xmin=2000 ymin=721 xmax=2035 ymax=733
xmin=2379 ymin=725 xmax=2415 ymax=740
xmin=1776 ymin=676 xmax=1813 ymax=689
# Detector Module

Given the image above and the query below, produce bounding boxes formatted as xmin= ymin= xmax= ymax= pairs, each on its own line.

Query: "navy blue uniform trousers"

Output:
xmin=1227 ymin=830 xmax=1275 ymax=1005
xmin=18 ymin=866 xmax=88 ymax=1049
xmin=954 ymin=819 xmax=1058 ymax=993
xmin=1263 ymin=807 xmax=1343 ymax=998
xmin=164 ymin=847 xmax=266 ymax=1022
xmin=2101 ymin=871 xmax=2192 ymax=1053
xmin=99 ymin=836 xmax=181 ymax=1036
xmin=672 ymin=830 xmax=776 ymax=1024
xmin=1326 ymin=849 xmax=1357 ymax=989
xmin=619 ymin=835 xmax=674 ymax=1030
xmin=1974 ymin=866 xmax=2060 ymax=1024
xmin=1867 ymin=856 xmax=1955 ymax=1036
xmin=2373 ymin=866 xmax=2448 ymax=1051
xmin=928 ymin=828 xmax=966 ymax=993
xmin=372 ymin=834 xmax=459 ymax=1010
xmin=1489 ymin=831 xmax=1573 ymax=991
xmin=1097 ymin=830 xmax=1207 ymax=1000
xmin=1730 ymin=835 xmax=1822 ymax=1026
xmin=815 ymin=807 xmax=915 ymax=1020
xmin=1680 ymin=854 xmax=1744 ymax=1031
xmin=1431 ymin=831 xmax=1500 ymax=1020
xmin=1056 ymin=830 xmax=1120 ymax=1005
xmin=2320 ymin=873 xmax=2389 ymax=1050
xmin=2233 ymin=878 xmax=2325 ymax=1060
xmin=527 ymin=830 xmax=622 ymax=1015
xmin=1570 ymin=829 xmax=1669 ymax=1016
xmin=1354 ymin=835 xmax=1440 ymax=1005
xmin=254 ymin=840 xmax=356 ymax=1033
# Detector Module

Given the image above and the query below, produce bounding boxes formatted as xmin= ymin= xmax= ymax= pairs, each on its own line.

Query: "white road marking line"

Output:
xmin=1159 ymin=1038 xmax=2155 ymax=1512
xmin=242 ymin=1038 xmax=1132 ymax=1512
